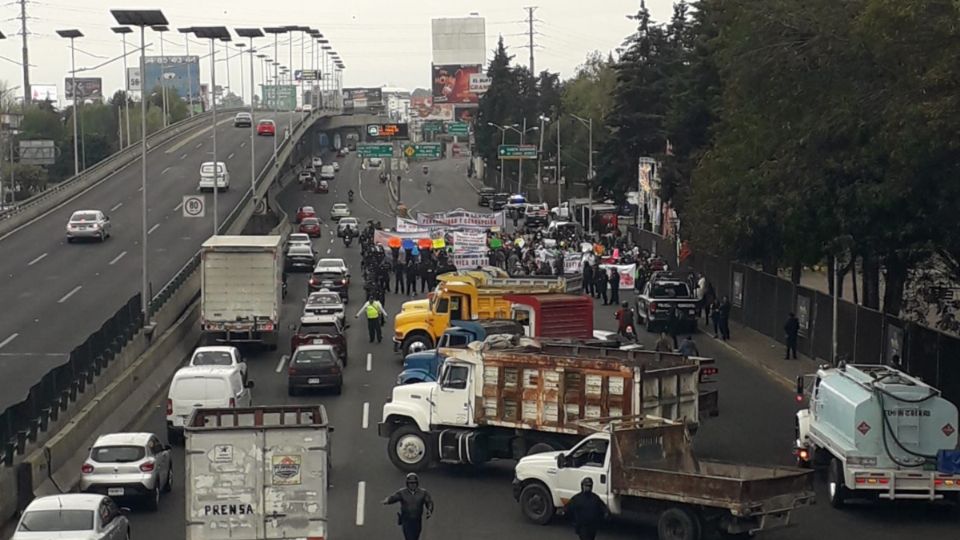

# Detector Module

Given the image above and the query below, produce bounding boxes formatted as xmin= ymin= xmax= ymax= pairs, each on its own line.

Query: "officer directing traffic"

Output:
xmin=383 ymin=472 xmax=434 ymax=540
xmin=355 ymin=295 xmax=388 ymax=343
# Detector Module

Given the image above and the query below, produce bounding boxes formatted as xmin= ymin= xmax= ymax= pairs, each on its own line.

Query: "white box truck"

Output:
xmin=378 ymin=338 xmax=702 ymax=472
xmin=795 ymin=364 xmax=960 ymax=507
xmin=201 ymin=235 xmax=282 ymax=350
xmin=184 ymin=406 xmax=330 ymax=540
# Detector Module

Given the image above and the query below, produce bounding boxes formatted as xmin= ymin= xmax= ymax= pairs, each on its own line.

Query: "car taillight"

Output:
xmin=341 ymin=279 xmax=347 ymax=285
xmin=81 ymin=463 xmax=94 ymax=474
xmin=702 ymin=367 xmax=718 ymax=376
xmin=310 ymin=278 xmax=318 ymax=286
xmin=650 ymin=302 xmax=658 ymax=311
xmin=288 ymin=367 xmax=297 ymax=375
xmin=229 ymin=398 xmax=236 ymax=408
xmin=166 ymin=399 xmax=172 ymax=415
xmin=139 ymin=461 xmax=155 ymax=472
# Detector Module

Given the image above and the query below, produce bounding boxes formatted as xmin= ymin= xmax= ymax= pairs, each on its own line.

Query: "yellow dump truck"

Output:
xmin=392 ymin=274 xmax=574 ymax=356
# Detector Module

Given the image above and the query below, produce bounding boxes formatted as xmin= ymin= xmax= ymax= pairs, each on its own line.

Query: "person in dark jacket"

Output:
xmin=383 ymin=473 xmax=434 ymax=540
xmin=608 ymin=268 xmax=620 ymax=305
xmin=394 ymin=259 xmax=405 ymax=294
xmin=718 ymin=296 xmax=731 ymax=340
xmin=666 ymin=304 xmax=680 ymax=349
xmin=582 ymin=260 xmax=594 ymax=296
xmin=565 ymin=477 xmax=608 ymax=540
xmin=784 ymin=312 xmax=800 ymax=359
xmin=405 ymin=260 xmax=418 ymax=296
xmin=597 ymin=267 xmax=609 ymax=305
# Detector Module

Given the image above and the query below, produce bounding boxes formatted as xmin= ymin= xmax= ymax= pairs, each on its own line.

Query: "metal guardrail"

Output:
xmin=0 ymin=109 xmax=322 ymax=467
xmin=0 ymin=108 xmax=246 ymax=223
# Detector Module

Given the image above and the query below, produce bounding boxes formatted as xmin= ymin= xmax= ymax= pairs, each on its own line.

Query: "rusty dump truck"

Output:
xmin=378 ymin=338 xmax=702 ymax=472
xmin=514 ymin=416 xmax=815 ymax=540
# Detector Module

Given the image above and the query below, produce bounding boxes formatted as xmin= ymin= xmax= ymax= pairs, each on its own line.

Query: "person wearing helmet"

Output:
xmin=564 ymin=477 xmax=609 ymax=540
xmin=382 ymin=473 xmax=434 ymax=540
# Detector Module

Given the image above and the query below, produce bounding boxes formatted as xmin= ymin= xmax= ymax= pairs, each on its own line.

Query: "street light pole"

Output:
xmin=111 ymin=26 xmax=133 ymax=149
xmin=537 ymin=115 xmax=547 ymax=202
xmin=57 ymin=30 xmax=83 ymax=177
xmin=236 ymin=28 xmax=264 ymax=209
xmin=152 ymin=25 xmax=169 ymax=127
xmin=235 ymin=43 xmax=246 ymax=105
xmin=264 ymin=27 xmax=287 ymax=158
xmin=571 ymin=113 xmax=594 ymax=234
xmin=111 ymin=8 xmax=168 ymax=324
xmin=178 ymin=28 xmax=194 ymax=117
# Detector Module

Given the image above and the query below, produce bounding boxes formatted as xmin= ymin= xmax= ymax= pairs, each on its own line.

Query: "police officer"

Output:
xmin=383 ymin=473 xmax=434 ymax=540
xmin=565 ymin=477 xmax=608 ymax=540
xmin=355 ymin=295 xmax=388 ymax=343
xmin=609 ymin=268 xmax=621 ymax=305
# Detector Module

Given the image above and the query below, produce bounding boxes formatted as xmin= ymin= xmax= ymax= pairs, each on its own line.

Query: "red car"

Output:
xmin=257 ymin=119 xmax=276 ymax=136
xmin=299 ymin=217 xmax=322 ymax=237
xmin=290 ymin=315 xmax=348 ymax=364
xmin=296 ymin=206 xmax=316 ymax=224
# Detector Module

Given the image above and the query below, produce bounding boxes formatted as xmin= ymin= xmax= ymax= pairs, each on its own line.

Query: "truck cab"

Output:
xmin=396 ymin=320 xmax=524 ymax=385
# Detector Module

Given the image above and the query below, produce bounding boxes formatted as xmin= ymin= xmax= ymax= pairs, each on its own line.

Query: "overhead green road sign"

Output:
xmin=358 ymin=143 xmax=394 ymax=158
xmin=498 ymin=144 xmax=538 ymax=159
xmin=445 ymin=122 xmax=469 ymax=136
xmin=422 ymin=120 xmax=443 ymax=133
xmin=261 ymin=84 xmax=296 ymax=111
xmin=402 ymin=143 xmax=442 ymax=159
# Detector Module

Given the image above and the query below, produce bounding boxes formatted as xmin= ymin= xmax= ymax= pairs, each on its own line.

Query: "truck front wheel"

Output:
xmin=657 ymin=507 xmax=701 ymax=540
xmin=519 ymin=483 xmax=555 ymax=525
xmin=401 ymin=333 xmax=433 ymax=357
xmin=387 ymin=424 xmax=432 ymax=472
xmin=828 ymin=458 xmax=848 ymax=508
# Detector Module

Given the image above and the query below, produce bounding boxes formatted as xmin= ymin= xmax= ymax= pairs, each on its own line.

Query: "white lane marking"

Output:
xmin=57 ymin=285 xmax=82 ymax=304
xmin=326 ymin=248 xmax=331 ymax=254
xmin=0 ymin=333 xmax=18 ymax=350
xmin=28 ymin=253 xmax=47 ymax=266
xmin=362 ymin=402 xmax=369 ymax=429
xmin=366 ymin=353 xmax=372 ymax=372
xmin=147 ymin=223 xmax=160 ymax=235
xmin=109 ymin=251 xmax=127 ymax=265
xmin=227 ymin=152 xmax=235 ymax=160
xmin=195 ymin=142 xmax=202 ymax=149
xmin=138 ymin=186 xmax=143 ymax=192
xmin=180 ymin=153 xmax=188 ymax=160
xmin=110 ymin=202 xmax=123 ymax=212
xmin=329 ymin=238 xmax=334 ymax=244
xmin=240 ymin=141 xmax=246 ymax=148
xmin=355 ymin=481 xmax=366 ymax=526
xmin=174 ymin=202 xmax=183 ymax=212
xmin=275 ymin=354 xmax=289 ymax=373
xmin=161 ymin=167 xmax=171 ymax=175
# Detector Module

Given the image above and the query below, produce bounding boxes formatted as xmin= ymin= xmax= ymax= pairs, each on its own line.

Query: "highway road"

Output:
xmin=0 ymin=111 xmax=297 ymax=410
xmin=116 ymin=154 xmax=956 ymax=540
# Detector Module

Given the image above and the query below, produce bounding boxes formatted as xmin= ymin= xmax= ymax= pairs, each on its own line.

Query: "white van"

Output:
xmin=319 ymin=164 xmax=335 ymax=180
xmin=165 ymin=365 xmax=253 ymax=444
xmin=198 ymin=161 xmax=230 ymax=191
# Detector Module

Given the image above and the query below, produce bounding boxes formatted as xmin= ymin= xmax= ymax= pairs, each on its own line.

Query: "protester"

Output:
xmin=784 ymin=312 xmax=800 ymax=359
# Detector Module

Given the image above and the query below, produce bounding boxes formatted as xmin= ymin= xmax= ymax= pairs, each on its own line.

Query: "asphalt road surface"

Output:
xmin=0 ymin=112 xmax=296 ymax=410
xmin=120 ymin=155 xmax=956 ymax=540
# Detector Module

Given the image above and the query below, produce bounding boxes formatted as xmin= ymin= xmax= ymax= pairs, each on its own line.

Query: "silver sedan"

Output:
xmin=13 ymin=494 xmax=130 ymax=540
xmin=79 ymin=432 xmax=172 ymax=511
xmin=66 ymin=209 xmax=111 ymax=243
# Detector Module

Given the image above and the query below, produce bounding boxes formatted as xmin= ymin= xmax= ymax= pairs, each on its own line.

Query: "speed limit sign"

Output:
xmin=182 ymin=195 xmax=205 ymax=218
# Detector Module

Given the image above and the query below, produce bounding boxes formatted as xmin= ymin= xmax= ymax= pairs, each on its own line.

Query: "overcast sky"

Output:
xmin=0 ymin=0 xmax=677 ymax=103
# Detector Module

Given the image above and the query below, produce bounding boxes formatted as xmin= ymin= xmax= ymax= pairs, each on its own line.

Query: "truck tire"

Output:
xmin=828 ymin=458 xmax=848 ymax=508
xmin=387 ymin=424 xmax=432 ymax=472
xmin=519 ymin=482 xmax=555 ymax=525
xmin=657 ymin=507 xmax=701 ymax=540
xmin=526 ymin=443 xmax=555 ymax=456
xmin=401 ymin=333 xmax=433 ymax=357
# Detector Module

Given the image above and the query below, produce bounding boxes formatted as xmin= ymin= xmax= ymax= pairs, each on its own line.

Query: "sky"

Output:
xmin=0 ymin=0 xmax=677 ymax=104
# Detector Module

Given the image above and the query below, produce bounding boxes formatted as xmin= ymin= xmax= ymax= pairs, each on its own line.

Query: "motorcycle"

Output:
xmin=348 ymin=191 xmax=354 ymax=203
xmin=343 ymin=234 xmax=353 ymax=247
xmin=425 ymin=182 xmax=432 ymax=194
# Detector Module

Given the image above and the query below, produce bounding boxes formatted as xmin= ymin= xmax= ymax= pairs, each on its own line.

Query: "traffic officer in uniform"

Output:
xmin=355 ymin=295 xmax=388 ymax=343
xmin=383 ymin=472 xmax=434 ymax=540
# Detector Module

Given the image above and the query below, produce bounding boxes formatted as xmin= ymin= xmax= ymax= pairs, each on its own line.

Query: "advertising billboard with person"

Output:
xmin=431 ymin=64 xmax=482 ymax=104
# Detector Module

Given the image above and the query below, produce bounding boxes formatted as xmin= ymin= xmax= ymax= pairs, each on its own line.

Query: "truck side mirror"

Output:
xmin=556 ymin=453 xmax=565 ymax=469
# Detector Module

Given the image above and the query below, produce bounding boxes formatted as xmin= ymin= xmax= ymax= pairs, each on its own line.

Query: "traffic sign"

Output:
xmin=294 ymin=69 xmax=319 ymax=81
xmin=357 ymin=143 xmax=394 ymax=158
xmin=498 ymin=144 xmax=538 ymax=159
xmin=445 ymin=122 xmax=469 ymax=136
xmin=422 ymin=121 xmax=443 ymax=133
xmin=402 ymin=143 xmax=442 ymax=159
xmin=182 ymin=195 xmax=205 ymax=218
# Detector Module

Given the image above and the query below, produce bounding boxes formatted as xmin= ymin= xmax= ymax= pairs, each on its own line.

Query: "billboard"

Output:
xmin=261 ymin=85 xmax=297 ymax=111
xmin=126 ymin=67 xmax=141 ymax=92
xmin=143 ymin=56 xmax=200 ymax=101
xmin=366 ymin=123 xmax=409 ymax=139
xmin=31 ymin=85 xmax=58 ymax=102
xmin=432 ymin=64 xmax=482 ymax=104
xmin=431 ymin=17 xmax=486 ymax=66
xmin=468 ymin=73 xmax=490 ymax=94
xmin=64 ymin=78 xmax=102 ymax=99
xmin=453 ymin=106 xmax=477 ymax=123
xmin=343 ymin=88 xmax=383 ymax=112
xmin=18 ymin=140 xmax=56 ymax=166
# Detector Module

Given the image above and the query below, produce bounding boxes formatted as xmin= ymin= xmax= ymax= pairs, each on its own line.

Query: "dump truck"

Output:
xmin=201 ymin=235 xmax=283 ymax=349
xmin=397 ymin=320 xmax=525 ymax=385
xmin=379 ymin=338 xmax=702 ymax=472
xmin=514 ymin=416 xmax=815 ymax=540
xmin=795 ymin=363 xmax=960 ymax=508
xmin=392 ymin=275 xmax=574 ymax=356
xmin=184 ymin=405 xmax=331 ymax=540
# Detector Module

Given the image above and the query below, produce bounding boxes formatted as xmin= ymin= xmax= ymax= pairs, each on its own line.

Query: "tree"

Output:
xmin=476 ymin=37 xmax=520 ymax=184
xmin=561 ymin=52 xmax=617 ymax=192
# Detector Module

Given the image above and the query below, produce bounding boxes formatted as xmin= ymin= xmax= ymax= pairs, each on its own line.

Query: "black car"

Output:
xmin=284 ymin=245 xmax=316 ymax=272
xmin=308 ymin=269 xmax=349 ymax=301
xmin=491 ymin=192 xmax=510 ymax=210
xmin=287 ymin=344 xmax=343 ymax=395
xmin=478 ymin=187 xmax=497 ymax=207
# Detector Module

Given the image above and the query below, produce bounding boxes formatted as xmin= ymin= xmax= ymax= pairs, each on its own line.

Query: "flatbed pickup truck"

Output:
xmin=514 ymin=416 xmax=814 ymax=540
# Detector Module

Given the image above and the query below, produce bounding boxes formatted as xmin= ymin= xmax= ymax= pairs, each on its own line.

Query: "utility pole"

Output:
xmin=525 ymin=6 xmax=537 ymax=75
xmin=19 ymin=0 xmax=30 ymax=104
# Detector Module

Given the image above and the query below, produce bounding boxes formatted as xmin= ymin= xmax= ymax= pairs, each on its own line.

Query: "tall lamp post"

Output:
xmin=505 ymin=121 xmax=538 ymax=195
xmin=235 ymin=43 xmax=246 ymax=105
xmin=151 ymin=25 xmax=169 ymax=127
xmin=570 ymin=114 xmax=594 ymax=234
xmin=308 ymin=31 xmax=320 ymax=111
xmin=111 ymin=26 xmax=133 ymax=148
xmin=110 ymin=9 xmax=168 ymax=325
xmin=317 ymin=39 xmax=328 ymax=108
xmin=536 ymin=115 xmax=548 ymax=202
xmin=56 ymin=29 xmax=83 ymax=177
xmin=488 ymin=122 xmax=518 ymax=191
xmin=283 ymin=26 xmax=298 ymax=135
xmin=177 ymin=28 xmax=195 ymax=116
xmin=236 ymin=28 xmax=264 ymax=206
xmin=264 ymin=27 xmax=288 ymax=155
xmin=188 ymin=26 xmax=233 ymax=236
